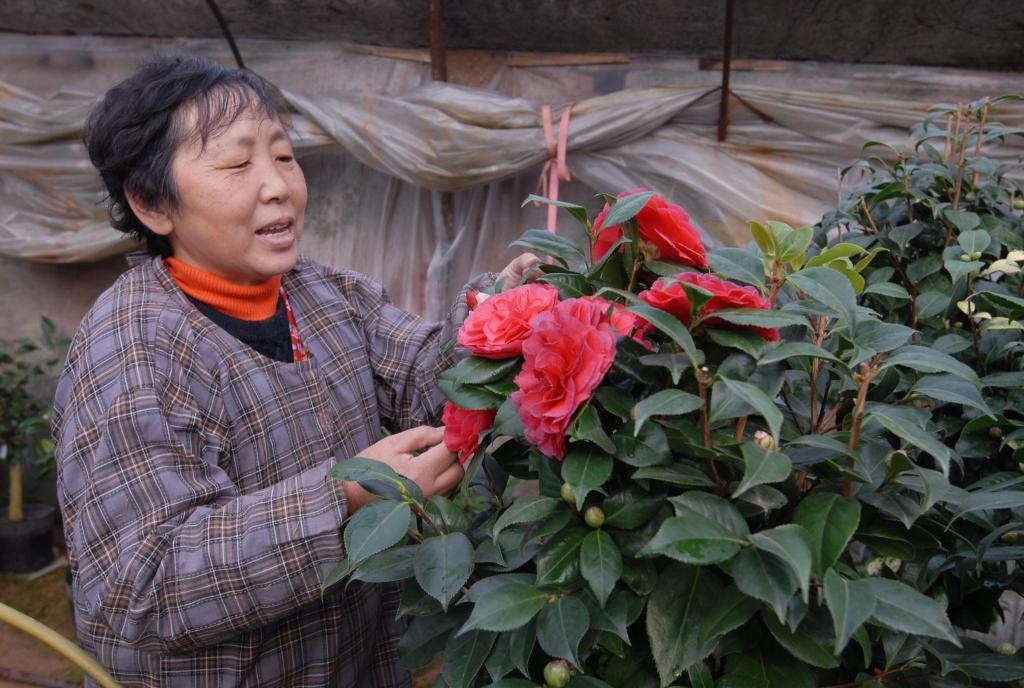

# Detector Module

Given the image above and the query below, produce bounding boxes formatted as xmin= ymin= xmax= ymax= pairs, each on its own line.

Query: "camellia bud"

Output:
xmin=989 ymin=426 xmax=1004 ymax=439
xmin=1000 ymin=531 xmax=1020 ymax=544
xmin=1014 ymin=198 xmax=1024 ymax=210
xmin=960 ymin=253 xmax=974 ymax=262
xmin=543 ymin=659 xmax=572 ymax=688
xmin=584 ymin=506 xmax=606 ymax=529
xmin=753 ymin=430 xmax=775 ymax=450
xmin=997 ymin=642 xmax=1017 ymax=656
xmin=560 ymin=482 xmax=576 ymax=505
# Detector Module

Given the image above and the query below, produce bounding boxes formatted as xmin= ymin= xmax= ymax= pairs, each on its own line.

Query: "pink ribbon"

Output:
xmin=536 ymin=104 xmax=573 ymax=233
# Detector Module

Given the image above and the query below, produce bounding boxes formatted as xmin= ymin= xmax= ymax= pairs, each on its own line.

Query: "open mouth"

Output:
xmin=256 ymin=219 xmax=293 ymax=236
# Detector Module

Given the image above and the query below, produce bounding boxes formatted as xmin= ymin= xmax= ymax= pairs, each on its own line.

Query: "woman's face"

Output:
xmin=159 ymin=106 xmax=307 ymax=284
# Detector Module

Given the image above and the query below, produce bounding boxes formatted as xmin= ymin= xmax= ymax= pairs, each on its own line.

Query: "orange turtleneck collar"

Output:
xmin=164 ymin=257 xmax=282 ymax=321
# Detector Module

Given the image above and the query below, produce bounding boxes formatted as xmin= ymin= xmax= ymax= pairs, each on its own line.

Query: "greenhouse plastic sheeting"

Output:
xmin=1 ymin=34 xmax=1022 ymax=317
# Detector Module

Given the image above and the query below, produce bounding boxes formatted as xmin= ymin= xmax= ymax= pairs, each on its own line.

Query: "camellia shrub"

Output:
xmin=325 ymin=99 xmax=1024 ymax=688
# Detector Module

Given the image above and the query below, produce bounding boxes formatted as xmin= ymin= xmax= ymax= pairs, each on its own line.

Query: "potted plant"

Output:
xmin=323 ymin=97 xmax=1024 ymax=687
xmin=0 ymin=317 xmax=66 ymax=574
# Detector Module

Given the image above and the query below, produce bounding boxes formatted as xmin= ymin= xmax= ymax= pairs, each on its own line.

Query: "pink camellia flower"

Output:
xmin=442 ymin=402 xmax=497 ymax=465
xmin=511 ymin=298 xmax=618 ymax=459
xmin=457 ymin=283 xmax=559 ymax=358
xmin=592 ymin=188 xmax=708 ymax=269
xmin=639 ymin=272 xmax=779 ymax=341
xmin=561 ymin=295 xmax=649 ymax=347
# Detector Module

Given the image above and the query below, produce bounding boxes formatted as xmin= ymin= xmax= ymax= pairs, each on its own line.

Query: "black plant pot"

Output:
xmin=0 ymin=504 xmax=56 ymax=574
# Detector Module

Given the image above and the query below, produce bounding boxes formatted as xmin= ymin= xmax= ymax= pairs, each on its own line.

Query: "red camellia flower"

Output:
xmin=442 ymin=402 xmax=497 ymax=465
xmin=511 ymin=299 xmax=618 ymax=459
xmin=639 ymin=272 xmax=779 ymax=341
xmin=561 ymin=295 xmax=640 ymax=338
xmin=592 ymin=188 xmax=708 ymax=269
xmin=457 ymin=283 xmax=559 ymax=358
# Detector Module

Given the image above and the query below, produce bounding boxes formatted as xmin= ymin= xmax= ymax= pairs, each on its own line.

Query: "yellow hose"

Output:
xmin=0 ymin=601 xmax=122 ymax=688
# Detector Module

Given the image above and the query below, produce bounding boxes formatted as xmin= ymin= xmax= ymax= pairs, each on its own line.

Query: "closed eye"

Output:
xmin=228 ymin=160 xmax=250 ymax=170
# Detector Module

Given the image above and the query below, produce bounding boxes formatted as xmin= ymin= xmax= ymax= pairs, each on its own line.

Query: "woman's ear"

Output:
xmin=125 ymin=190 xmax=175 ymax=237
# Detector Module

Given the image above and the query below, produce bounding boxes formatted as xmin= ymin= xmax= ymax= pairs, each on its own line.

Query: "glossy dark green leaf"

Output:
xmin=570 ymin=404 xmax=616 ymax=453
xmin=509 ymin=228 xmax=586 ymax=268
xmin=602 ymin=486 xmax=666 ymax=529
xmin=632 ymin=389 xmax=703 ymax=435
xmin=492 ymin=398 xmax=526 ymax=438
xmin=507 ymin=618 xmax=536 ymax=678
xmin=537 ymin=595 xmax=590 ymax=667
xmin=719 ymin=379 xmax=783 ymax=444
xmin=414 ymin=532 xmax=474 ymax=610
xmin=881 ymin=345 xmax=979 ymax=383
xmin=585 ymin=588 xmax=633 ymax=642
xmin=632 ymin=463 xmax=715 ymax=488
xmin=580 ymin=529 xmax=622 ymax=607
xmin=687 ymin=662 xmax=714 ymax=688
xmin=727 ymin=546 xmax=798 ymax=621
xmin=459 ymin=578 xmax=548 ymax=633
xmin=445 ymin=356 xmax=521 ymax=385
xmin=953 ymin=489 xmax=1024 ymax=521
xmin=749 ymin=524 xmax=813 ymax=601
xmin=638 ymin=351 xmax=697 ymax=383
xmin=696 ymin=584 xmax=759 ymax=655
xmin=352 ymin=544 xmax=417 ymax=583
xmin=712 ymin=308 xmax=812 ymax=330
xmin=792 ymin=492 xmax=860 ymax=578
xmin=706 ymin=328 xmax=768 ymax=359
xmin=601 ymin=190 xmax=655 ymax=228
xmin=863 ymin=577 xmax=958 ymax=644
xmin=398 ymin=612 xmax=464 ymax=669
xmin=442 ymin=629 xmax=497 ymax=688
xmin=594 ymin=386 xmax=634 ymax=418
xmin=535 ymin=528 xmax=587 ymax=587
xmin=426 ymin=496 xmax=471 ymax=535
xmin=716 ymin=648 xmax=814 ymax=688
xmin=492 ymin=496 xmax=559 ymax=543
xmin=708 ymin=247 xmax=767 ymax=289
xmin=437 ymin=377 xmax=506 ymax=410
xmin=732 ymin=442 xmax=792 ymax=499
xmin=562 ymin=446 xmax=614 ymax=509
xmin=787 ymin=267 xmax=859 ymax=334
xmin=640 ymin=515 xmax=744 ymax=565
xmin=868 ymin=406 xmax=953 ymax=475
xmin=626 ymin=303 xmax=699 ymax=367
xmin=823 ymin=570 xmax=876 ymax=656
xmin=669 ymin=491 xmax=749 ymax=537
xmin=757 ymin=342 xmax=846 ymax=368
xmin=912 ymin=373 xmax=995 ymax=418
xmin=763 ymin=610 xmax=839 ymax=668
xmin=521 ymin=194 xmax=591 ymax=228
xmin=344 ymin=499 xmax=412 ymax=565
xmin=613 ymin=422 xmax=671 ymax=467
xmin=331 ymin=456 xmax=423 ymax=502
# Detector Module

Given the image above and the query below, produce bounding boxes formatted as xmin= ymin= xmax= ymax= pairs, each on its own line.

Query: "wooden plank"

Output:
xmin=699 ymin=58 xmax=790 ymax=71
xmin=508 ymin=52 xmax=629 ymax=67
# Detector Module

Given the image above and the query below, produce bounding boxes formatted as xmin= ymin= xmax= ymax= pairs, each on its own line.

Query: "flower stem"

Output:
xmin=844 ymin=357 xmax=880 ymax=497
xmin=696 ymin=366 xmax=725 ymax=488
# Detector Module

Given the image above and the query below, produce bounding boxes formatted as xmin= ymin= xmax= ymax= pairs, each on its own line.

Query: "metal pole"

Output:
xmin=203 ymin=0 xmax=246 ymax=69
xmin=428 ymin=0 xmax=448 ymax=83
xmin=717 ymin=0 xmax=735 ymax=142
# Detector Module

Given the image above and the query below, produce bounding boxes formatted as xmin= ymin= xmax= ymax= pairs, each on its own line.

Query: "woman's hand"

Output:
xmin=341 ymin=426 xmax=463 ymax=512
xmin=497 ymin=253 xmax=542 ymax=290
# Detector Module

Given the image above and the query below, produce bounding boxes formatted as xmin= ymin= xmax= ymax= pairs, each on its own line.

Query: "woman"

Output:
xmin=53 ymin=56 xmax=537 ymax=687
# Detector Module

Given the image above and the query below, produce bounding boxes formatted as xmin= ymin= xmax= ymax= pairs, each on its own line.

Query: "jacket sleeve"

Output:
xmin=343 ymin=272 xmax=495 ymax=431
xmin=56 ymin=381 xmax=350 ymax=653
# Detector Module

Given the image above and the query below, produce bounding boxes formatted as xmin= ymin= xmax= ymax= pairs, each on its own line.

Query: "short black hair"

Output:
xmin=83 ymin=55 xmax=286 ymax=257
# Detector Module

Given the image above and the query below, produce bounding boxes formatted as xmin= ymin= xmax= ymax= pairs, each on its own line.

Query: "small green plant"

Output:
xmin=0 ymin=317 xmax=66 ymax=523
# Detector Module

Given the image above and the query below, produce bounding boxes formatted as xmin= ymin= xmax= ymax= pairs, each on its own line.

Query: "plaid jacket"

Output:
xmin=53 ymin=256 xmax=487 ymax=687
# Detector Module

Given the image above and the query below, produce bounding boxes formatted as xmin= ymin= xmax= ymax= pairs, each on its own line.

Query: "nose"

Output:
xmin=258 ymin=160 xmax=291 ymax=205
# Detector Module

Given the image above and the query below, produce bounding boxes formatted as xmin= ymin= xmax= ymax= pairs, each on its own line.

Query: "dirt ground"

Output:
xmin=0 ymin=565 xmax=82 ymax=687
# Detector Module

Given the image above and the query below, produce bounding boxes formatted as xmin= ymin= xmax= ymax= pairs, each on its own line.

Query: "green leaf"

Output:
xmin=602 ymin=486 xmax=666 ymax=529
xmin=594 ymin=386 xmax=634 ymax=418
xmin=437 ymin=377 xmax=506 ymax=410
xmin=537 ymin=595 xmax=589 ymax=667
xmin=492 ymin=398 xmax=525 ymax=438
xmin=750 ymin=220 xmax=778 ymax=257
xmin=915 ymin=291 xmax=951 ymax=319
xmin=509 ymin=229 xmax=586 ymax=268
xmin=343 ymin=500 xmax=412 ymax=565
xmin=445 ymin=356 xmax=521 ymax=385
xmin=708 ymin=247 xmax=766 ymax=289
xmin=585 ymin=588 xmax=633 ymax=642
xmin=868 ymin=407 xmax=953 ymax=475
xmin=601 ymin=191 xmax=655 ymax=229
xmin=912 ymin=374 xmax=995 ymax=418
xmin=727 ymin=546 xmax=798 ymax=621
xmin=535 ymin=528 xmax=587 ymax=587
xmin=733 ymin=442 xmax=792 ymax=499
xmin=792 ymin=492 xmax=861 ymax=578
xmin=763 ymin=610 xmax=839 ymax=668
xmin=460 ymin=579 xmax=548 ymax=633
xmin=669 ymin=491 xmax=749 ymax=537
xmin=775 ymin=225 xmax=815 ymax=267
xmin=633 ymin=464 xmax=716 ymax=488
xmin=443 ymin=629 xmax=497 ymax=688
xmin=562 ymin=446 xmax=614 ymax=509
xmin=687 ymin=663 xmax=714 ymax=688
xmin=640 ymin=515 xmax=744 ymax=565
xmin=414 ymin=532 xmax=474 ymax=610
xmin=580 ymin=529 xmax=622 ymax=607
xmin=749 ymin=524 xmax=813 ymax=602
xmin=717 ymin=648 xmax=814 ymax=688
xmin=399 ymin=613 xmax=463 ymax=669
xmin=507 ymin=619 xmax=536 ymax=678
xmin=757 ymin=342 xmax=846 ymax=368
xmin=492 ymin=496 xmax=559 ymax=543
xmin=719 ymin=378 xmax=783 ymax=444
xmin=632 ymin=389 xmax=704 ymax=435
xmin=521 ymin=194 xmax=591 ymax=229
xmin=626 ymin=303 xmax=700 ymax=368
xmin=706 ymin=328 xmax=768 ymax=359
xmin=953 ymin=489 xmax=1024 ymax=521
xmin=957 ymin=229 xmax=991 ymax=254
xmin=864 ymin=282 xmax=911 ymax=300
xmin=570 ymin=403 xmax=616 ymax=453
xmin=863 ymin=578 xmax=959 ymax=644
xmin=880 ymin=345 xmax=979 ymax=383
xmin=646 ymin=563 xmax=726 ymax=687
xmin=823 ymin=570 xmax=876 ymax=656
xmin=321 ymin=559 xmax=353 ymax=591
xmin=712 ymin=308 xmax=812 ymax=330
xmin=351 ymin=545 xmax=417 ymax=583
xmin=695 ymin=584 xmax=760 ymax=654
xmin=639 ymin=352 xmax=693 ymax=385
xmin=331 ymin=456 xmax=423 ymax=502
xmin=944 ymin=209 xmax=981 ymax=233
xmin=787 ymin=267 xmax=859 ymax=334
xmin=945 ymin=257 xmax=985 ymax=283
xmin=807 ymin=243 xmax=866 ymax=267
xmin=613 ymin=422 xmax=671 ymax=467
